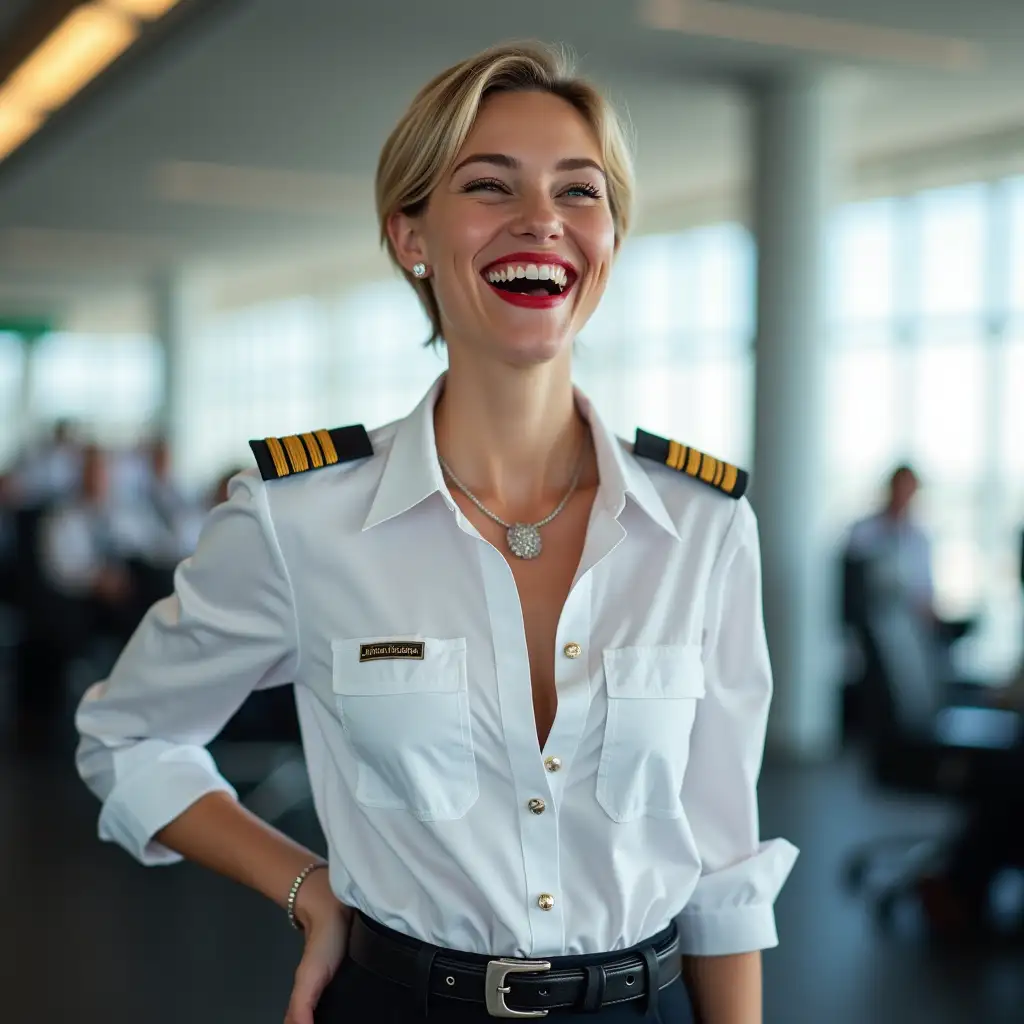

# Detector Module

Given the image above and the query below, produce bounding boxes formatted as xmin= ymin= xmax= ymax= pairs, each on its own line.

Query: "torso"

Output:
xmin=449 ymin=478 xmax=597 ymax=751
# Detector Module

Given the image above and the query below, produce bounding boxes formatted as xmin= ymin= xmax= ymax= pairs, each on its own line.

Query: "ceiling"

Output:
xmin=3 ymin=0 xmax=1024 ymax=323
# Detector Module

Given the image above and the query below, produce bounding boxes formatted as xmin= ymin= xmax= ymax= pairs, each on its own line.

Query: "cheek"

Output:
xmin=577 ymin=212 xmax=617 ymax=277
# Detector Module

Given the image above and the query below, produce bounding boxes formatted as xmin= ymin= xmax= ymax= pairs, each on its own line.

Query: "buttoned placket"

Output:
xmin=471 ymin=500 xmax=627 ymax=956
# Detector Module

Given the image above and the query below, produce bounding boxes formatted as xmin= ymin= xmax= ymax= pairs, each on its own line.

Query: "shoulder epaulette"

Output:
xmin=249 ymin=425 xmax=373 ymax=481
xmin=633 ymin=428 xmax=748 ymax=499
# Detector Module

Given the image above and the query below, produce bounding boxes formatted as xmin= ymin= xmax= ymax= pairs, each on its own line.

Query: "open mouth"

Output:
xmin=480 ymin=257 xmax=578 ymax=308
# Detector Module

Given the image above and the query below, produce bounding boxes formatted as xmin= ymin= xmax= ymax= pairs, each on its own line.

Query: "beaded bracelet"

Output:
xmin=287 ymin=861 xmax=328 ymax=931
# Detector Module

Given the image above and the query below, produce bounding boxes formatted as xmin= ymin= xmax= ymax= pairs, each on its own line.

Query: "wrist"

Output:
xmin=291 ymin=863 xmax=344 ymax=932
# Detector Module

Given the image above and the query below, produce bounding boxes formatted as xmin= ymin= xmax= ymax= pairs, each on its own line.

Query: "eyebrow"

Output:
xmin=451 ymin=153 xmax=606 ymax=178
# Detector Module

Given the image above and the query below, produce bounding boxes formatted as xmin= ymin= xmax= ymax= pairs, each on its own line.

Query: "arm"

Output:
xmin=153 ymin=791 xmax=339 ymax=930
xmin=682 ymin=952 xmax=761 ymax=1024
xmin=676 ymin=498 xmax=798 ymax=1024
xmin=74 ymin=472 xmax=336 ymax=925
xmin=682 ymin=944 xmax=765 ymax=1024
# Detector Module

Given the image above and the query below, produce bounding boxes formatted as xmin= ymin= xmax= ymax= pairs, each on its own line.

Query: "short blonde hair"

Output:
xmin=375 ymin=41 xmax=635 ymax=346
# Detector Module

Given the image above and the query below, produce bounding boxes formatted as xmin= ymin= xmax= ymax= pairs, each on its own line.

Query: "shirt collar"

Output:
xmin=362 ymin=373 xmax=679 ymax=541
xmin=574 ymin=388 xmax=680 ymax=540
xmin=362 ymin=374 xmax=451 ymax=531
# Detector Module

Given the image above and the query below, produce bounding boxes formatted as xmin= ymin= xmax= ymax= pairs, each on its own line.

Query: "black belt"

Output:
xmin=348 ymin=912 xmax=681 ymax=1018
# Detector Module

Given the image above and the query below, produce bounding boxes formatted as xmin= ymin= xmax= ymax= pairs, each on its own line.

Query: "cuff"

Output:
xmin=97 ymin=745 xmax=238 ymax=866
xmin=675 ymin=838 xmax=799 ymax=955
xmin=676 ymin=903 xmax=779 ymax=956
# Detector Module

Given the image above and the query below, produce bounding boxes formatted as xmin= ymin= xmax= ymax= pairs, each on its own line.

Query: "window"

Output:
xmin=29 ymin=333 xmax=162 ymax=444
xmin=179 ymin=298 xmax=334 ymax=487
xmin=1000 ymin=334 xmax=1024 ymax=482
xmin=575 ymin=222 xmax=753 ymax=465
xmin=910 ymin=337 xmax=987 ymax=485
xmin=916 ymin=184 xmax=987 ymax=317
xmin=1008 ymin=177 xmax=1024 ymax=311
xmin=828 ymin=180 xmax=1021 ymax=675
xmin=832 ymin=199 xmax=897 ymax=324
xmin=177 ymin=287 xmax=444 ymax=489
xmin=0 ymin=333 xmax=25 ymax=467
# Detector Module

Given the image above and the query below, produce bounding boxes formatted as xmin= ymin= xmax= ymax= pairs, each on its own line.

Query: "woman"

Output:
xmin=75 ymin=41 xmax=797 ymax=1023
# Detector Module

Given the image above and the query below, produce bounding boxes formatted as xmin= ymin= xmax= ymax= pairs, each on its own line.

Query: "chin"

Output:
xmin=492 ymin=326 xmax=573 ymax=368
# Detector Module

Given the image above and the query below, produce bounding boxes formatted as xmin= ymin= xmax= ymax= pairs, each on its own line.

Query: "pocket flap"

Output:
xmin=332 ymin=636 xmax=467 ymax=696
xmin=603 ymin=644 xmax=706 ymax=699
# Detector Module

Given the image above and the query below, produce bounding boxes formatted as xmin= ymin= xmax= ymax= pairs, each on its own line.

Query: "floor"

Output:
xmin=1 ymin=695 xmax=1022 ymax=1024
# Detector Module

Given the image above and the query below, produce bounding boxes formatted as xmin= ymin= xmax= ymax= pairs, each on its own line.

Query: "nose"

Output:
xmin=511 ymin=191 xmax=563 ymax=242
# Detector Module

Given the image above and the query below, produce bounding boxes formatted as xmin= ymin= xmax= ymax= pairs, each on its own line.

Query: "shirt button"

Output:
xmin=527 ymin=798 xmax=546 ymax=815
xmin=544 ymin=756 xmax=562 ymax=773
xmin=537 ymin=893 xmax=555 ymax=911
xmin=563 ymin=642 xmax=582 ymax=659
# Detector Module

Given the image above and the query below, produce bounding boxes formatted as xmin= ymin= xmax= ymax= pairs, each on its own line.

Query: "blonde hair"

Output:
xmin=375 ymin=41 xmax=635 ymax=346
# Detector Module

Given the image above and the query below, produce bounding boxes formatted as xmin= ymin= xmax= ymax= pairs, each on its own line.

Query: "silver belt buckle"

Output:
xmin=484 ymin=958 xmax=552 ymax=1019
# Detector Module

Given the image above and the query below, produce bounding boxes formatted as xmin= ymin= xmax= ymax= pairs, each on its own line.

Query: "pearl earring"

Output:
xmin=412 ymin=262 xmax=427 ymax=278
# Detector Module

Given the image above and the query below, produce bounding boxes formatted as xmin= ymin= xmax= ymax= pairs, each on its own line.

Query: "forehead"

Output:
xmin=456 ymin=90 xmax=602 ymax=164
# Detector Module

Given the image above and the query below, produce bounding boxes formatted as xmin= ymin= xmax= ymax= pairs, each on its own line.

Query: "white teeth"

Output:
xmin=484 ymin=262 xmax=573 ymax=290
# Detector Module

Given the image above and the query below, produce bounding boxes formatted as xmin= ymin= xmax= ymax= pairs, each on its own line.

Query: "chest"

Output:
xmin=451 ymin=488 xmax=595 ymax=740
xmin=288 ymin=486 xmax=716 ymax=706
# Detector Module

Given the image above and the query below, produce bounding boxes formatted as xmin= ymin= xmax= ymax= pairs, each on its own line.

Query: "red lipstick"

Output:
xmin=480 ymin=251 xmax=578 ymax=310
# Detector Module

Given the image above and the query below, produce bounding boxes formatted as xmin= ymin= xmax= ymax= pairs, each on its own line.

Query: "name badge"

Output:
xmin=359 ymin=641 xmax=425 ymax=662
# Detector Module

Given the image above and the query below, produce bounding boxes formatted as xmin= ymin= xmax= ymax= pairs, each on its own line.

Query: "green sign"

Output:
xmin=0 ymin=317 xmax=53 ymax=342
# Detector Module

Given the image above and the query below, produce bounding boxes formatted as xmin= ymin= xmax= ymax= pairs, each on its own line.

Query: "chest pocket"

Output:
xmin=331 ymin=636 xmax=478 ymax=821
xmin=596 ymin=644 xmax=705 ymax=823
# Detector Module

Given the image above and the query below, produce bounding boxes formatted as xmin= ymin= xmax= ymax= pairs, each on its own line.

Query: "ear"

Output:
xmin=387 ymin=211 xmax=429 ymax=273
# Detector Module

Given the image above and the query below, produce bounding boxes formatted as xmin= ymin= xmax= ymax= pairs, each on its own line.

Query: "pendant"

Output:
xmin=507 ymin=523 xmax=542 ymax=560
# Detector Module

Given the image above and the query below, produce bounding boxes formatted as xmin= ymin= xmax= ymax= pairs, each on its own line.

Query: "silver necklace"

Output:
xmin=437 ymin=449 xmax=585 ymax=560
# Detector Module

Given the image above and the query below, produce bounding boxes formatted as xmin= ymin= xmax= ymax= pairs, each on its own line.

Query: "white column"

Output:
xmin=151 ymin=271 xmax=196 ymax=478
xmin=749 ymin=74 xmax=840 ymax=760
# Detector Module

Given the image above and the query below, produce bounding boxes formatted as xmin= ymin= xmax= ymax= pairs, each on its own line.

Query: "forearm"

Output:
xmin=682 ymin=952 xmax=762 ymax=1024
xmin=154 ymin=790 xmax=341 ymax=927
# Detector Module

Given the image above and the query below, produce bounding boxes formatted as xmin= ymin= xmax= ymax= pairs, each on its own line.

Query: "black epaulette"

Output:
xmin=633 ymin=428 xmax=748 ymax=499
xmin=249 ymin=425 xmax=373 ymax=481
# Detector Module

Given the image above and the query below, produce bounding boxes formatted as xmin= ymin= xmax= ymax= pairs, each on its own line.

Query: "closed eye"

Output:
xmin=461 ymin=177 xmax=511 ymax=195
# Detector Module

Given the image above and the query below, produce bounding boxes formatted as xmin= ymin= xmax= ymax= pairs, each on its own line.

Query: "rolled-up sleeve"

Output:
xmin=74 ymin=471 xmax=298 ymax=866
xmin=676 ymin=498 xmax=798 ymax=955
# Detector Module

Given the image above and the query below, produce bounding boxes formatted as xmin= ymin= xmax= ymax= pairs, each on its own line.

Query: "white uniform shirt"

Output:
xmin=846 ymin=512 xmax=934 ymax=610
xmin=76 ymin=376 xmax=797 ymax=959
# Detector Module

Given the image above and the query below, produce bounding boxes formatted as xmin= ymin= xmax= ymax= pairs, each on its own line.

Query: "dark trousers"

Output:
xmin=315 ymin=929 xmax=695 ymax=1023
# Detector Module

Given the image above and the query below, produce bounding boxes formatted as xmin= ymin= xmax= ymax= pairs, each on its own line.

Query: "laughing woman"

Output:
xmin=75 ymin=41 xmax=797 ymax=1024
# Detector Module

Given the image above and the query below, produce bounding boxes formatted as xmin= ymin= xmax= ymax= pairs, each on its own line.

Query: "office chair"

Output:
xmin=840 ymin=596 xmax=1022 ymax=926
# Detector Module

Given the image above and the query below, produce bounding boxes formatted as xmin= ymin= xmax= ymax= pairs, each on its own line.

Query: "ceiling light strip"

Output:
xmin=0 ymin=0 xmax=184 ymax=164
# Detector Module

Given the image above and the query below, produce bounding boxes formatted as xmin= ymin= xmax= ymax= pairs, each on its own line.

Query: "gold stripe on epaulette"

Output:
xmin=265 ymin=436 xmax=290 ymax=477
xmin=722 ymin=463 xmax=739 ymax=494
xmin=301 ymin=432 xmax=324 ymax=468
xmin=316 ymin=429 xmax=339 ymax=465
xmin=283 ymin=435 xmax=308 ymax=473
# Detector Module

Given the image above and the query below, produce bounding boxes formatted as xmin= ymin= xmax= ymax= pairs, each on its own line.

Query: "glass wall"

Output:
xmin=0 ymin=332 xmax=25 ymax=468
xmin=828 ymin=179 xmax=1024 ymax=673
xmin=0 ymin=330 xmax=162 ymax=463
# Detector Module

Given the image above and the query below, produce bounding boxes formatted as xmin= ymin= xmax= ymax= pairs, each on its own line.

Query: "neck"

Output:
xmin=433 ymin=353 xmax=591 ymax=513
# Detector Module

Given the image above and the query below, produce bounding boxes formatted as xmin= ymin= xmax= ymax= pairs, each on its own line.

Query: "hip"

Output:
xmin=315 ymin=913 xmax=693 ymax=1022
